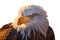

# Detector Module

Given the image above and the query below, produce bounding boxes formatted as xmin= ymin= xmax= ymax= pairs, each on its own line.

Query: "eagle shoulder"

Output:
xmin=46 ymin=26 xmax=55 ymax=40
xmin=0 ymin=23 xmax=14 ymax=40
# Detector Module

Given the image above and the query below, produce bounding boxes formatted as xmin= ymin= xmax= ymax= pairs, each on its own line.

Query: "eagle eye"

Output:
xmin=26 ymin=13 xmax=40 ymax=18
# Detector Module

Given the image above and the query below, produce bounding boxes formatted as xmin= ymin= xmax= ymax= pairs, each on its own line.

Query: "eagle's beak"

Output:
xmin=12 ymin=16 xmax=30 ymax=28
xmin=17 ymin=16 xmax=30 ymax=25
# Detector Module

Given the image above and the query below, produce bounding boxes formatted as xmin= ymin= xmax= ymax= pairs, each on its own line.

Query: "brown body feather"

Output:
xmin=0 ymin=23 xmax=55 ymax=40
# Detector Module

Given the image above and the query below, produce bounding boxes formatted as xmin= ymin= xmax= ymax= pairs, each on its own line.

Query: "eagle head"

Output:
xmin=12 ymin=5 xmax=49 ymax=38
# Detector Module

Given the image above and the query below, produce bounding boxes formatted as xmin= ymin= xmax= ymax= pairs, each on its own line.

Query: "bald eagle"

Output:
xmin=0 ymin=5 xmax=55 ymax=40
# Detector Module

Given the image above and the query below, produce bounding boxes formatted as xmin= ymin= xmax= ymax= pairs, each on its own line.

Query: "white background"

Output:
xmin=0 ymin=0 xmax=60 ymax=40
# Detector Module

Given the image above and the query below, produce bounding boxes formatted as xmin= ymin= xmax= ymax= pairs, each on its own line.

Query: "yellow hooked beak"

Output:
xmin=17 ymin=16 xmax=30 ymax=25
xmin=12 ymin=16 xmax=30 ymax=29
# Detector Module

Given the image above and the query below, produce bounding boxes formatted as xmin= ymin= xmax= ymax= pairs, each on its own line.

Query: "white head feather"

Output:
xmin=16 ymin=5 xmax=49 ymax=39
